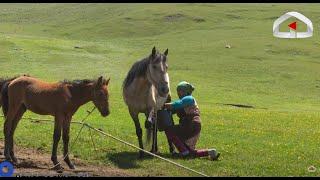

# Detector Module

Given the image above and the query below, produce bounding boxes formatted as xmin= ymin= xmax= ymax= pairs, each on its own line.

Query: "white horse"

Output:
xmin=122 ymin=47 xmax=174 ymax=157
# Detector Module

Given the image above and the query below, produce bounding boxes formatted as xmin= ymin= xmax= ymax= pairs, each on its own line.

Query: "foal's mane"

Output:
xmin=123 ymin=57 xmax=151 ymax=88
xmin=61 ymin=79 xmax=95 ymax=87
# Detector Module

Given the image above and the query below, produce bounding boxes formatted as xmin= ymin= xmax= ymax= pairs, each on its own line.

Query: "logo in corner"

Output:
xmin=273 ymin=11 xmax=313 ymax=38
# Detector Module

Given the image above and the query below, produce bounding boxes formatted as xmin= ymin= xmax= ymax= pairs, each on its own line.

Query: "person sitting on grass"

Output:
xmin=163 ymin=81 xmax=220 ymax=160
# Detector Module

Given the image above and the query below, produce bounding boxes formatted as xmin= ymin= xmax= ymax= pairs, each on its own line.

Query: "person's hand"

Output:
xmin=164 ymin=103 xmax=172 ymax=110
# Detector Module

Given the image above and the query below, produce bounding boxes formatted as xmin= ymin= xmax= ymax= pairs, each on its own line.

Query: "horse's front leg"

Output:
xmin=62 ymin=114 xmax=75 ymax=169
xmin=150 ymin=109 xmax=159 ymax=154
xmin=151 ymin=121 xmax=159 ymax=154
xmin=130 ymin=109 xmax=144 ymax=158
xmin=51 ymin=114 xmax=63 ymax=172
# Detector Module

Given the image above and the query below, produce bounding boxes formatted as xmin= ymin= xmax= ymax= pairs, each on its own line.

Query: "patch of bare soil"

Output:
xmin=0 ymin=141 xmax=132 ymax=177
xmin=164 ymin=13 xmax=186 ymax=21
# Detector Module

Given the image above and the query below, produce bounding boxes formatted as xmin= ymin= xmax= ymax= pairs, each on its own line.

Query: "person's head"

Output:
xmin=176 ymin=81 xmax=195 ymax=98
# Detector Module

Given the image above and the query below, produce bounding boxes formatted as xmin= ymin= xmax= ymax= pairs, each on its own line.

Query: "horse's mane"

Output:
xmin=61 ymin=79 xmax=95 ymax=87
xmin=123 ymin=57 xmax=151 ymax=88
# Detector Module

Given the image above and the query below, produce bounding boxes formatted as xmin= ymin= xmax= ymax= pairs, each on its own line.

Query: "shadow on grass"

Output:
xmin=105 ymin=151 xmax=186 ymax=169
xmin=105 ymin=151 xmax=152 ymax=169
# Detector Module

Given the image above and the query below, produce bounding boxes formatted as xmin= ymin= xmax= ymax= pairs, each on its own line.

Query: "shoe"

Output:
xmin=171 ymin=151 xmax=180 ymax=157
xmin=181 ymin=150 xmax=190 ymax=156
xmin=208 ymin=149 xmax=220 ymax=161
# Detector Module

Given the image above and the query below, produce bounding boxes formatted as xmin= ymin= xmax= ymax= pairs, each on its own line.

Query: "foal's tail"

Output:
xmin=1 ymin=81 xmax=10 ymax=117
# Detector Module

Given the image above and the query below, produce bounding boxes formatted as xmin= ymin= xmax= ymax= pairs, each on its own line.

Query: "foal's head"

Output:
xmin=147 ymin=47 xmax=170 ymax=97
xmin=93 ymin=76 xmax=110 ymax=117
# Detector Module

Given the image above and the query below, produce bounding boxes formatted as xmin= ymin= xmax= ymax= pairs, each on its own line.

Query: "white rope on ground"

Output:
xmin=0 ymin=113 xmax=210 ymax=177
xmin=81 ymin=123 xmax=210 ymax=177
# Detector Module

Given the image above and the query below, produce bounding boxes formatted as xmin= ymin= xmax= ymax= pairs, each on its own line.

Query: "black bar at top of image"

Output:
xmin=1 ymin=0 xmax=319 ymax=3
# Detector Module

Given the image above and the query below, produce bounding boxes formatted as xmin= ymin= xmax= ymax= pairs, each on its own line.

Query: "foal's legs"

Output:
xmin=3 ymin=102 xmax=20 ymax=162
xmin=51 ymin=114 xmax=63 ymax=171
xmin=129 ymin=109 xmax=144 ymax=158
xmin=8 ymin=105 xmax=27 ymax=163
xmin=62 ymin=115 xmax=75 ymax=169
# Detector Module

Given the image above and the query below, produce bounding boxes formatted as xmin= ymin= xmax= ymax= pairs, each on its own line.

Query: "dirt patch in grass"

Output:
xmin=193 ymin=17 xmax=205 ymax=23
xmin=164 ymin=13 xmax=186 ymax=22
xmin=222 ymin=103 xmax=255 ymax=109
xmin=0 ymin=141 xmax=133 ymax=177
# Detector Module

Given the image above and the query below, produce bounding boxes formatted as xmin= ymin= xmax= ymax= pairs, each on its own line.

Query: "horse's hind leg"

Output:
xmin=3 ymin=102 xmax=20 ymax=162
xmin=62 ymin=115 xmax=75 ymax=169
xmin=129 ymin=109 xmax=144 ymax=158
xmin=8 ymin=105 xmax=27 ymax=163
xmin=4 ymin=118 xmax=13 ymax=161
xmin=51 ymin=114 xmax=63 ymax=171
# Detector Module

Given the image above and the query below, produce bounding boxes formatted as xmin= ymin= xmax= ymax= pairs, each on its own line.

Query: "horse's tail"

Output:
xmin=1 ymin=81 xmax=10 ymax=117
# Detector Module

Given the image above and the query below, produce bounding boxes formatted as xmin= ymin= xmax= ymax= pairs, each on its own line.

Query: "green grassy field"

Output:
xmin=0 ymin=3 xmax=320 ymax=176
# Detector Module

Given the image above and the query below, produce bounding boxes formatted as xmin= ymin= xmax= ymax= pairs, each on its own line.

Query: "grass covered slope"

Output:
xmin=0 ymin=3 xmax=319 ymax=176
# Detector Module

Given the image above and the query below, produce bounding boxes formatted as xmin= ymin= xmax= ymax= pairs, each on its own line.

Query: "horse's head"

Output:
xmin=147 ymin=46 xmax=170 ymax=98
xmin=93 ymin=76 xmax=110 ymax=117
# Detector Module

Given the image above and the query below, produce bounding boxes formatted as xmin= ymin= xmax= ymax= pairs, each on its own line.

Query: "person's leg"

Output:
xmin=189 ymin=148 xmax=220 ymax=160
xmin=164 ymin=128 xmax=189 ymax=155
xmin=183 ymin=120 xmax=220 ymax=160
xmin=193 ymin=149 xmax=209 ymax=157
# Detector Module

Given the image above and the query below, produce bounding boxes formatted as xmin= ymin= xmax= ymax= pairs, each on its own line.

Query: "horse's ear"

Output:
xmin=164 ymin=48 xmax=168 ymax=56
xmin=105 ymin=78 xmax=110 ymax=85
xmin=151 ymin=46 xmax=156 ymax=57
xmin=97 ymin=76 xmax=103 ymax=87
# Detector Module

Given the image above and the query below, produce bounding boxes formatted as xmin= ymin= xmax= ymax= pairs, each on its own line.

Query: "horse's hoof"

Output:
xmin=150 ymin=150 xmax=160 ymax=156
xmin=68 ymin=164 xmax=76 ymax=170
xmin=56 ymin=168 xmax=64 ymax=173
xmin=138 ymin=152 xmax=144 ymax=159
xmin=52 ymin=164 xmax=64 ymax=173
xmin=11 ymin=156 xmax=19 ymax=164
xmin=64 ymin=159 xmax=76 ymax=169
xmin=5 ymin=156 xmax=12 ymax=162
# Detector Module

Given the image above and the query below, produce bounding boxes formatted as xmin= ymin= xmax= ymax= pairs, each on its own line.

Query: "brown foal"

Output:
xmin=1 ymin=75 xmax=110 ymax=171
